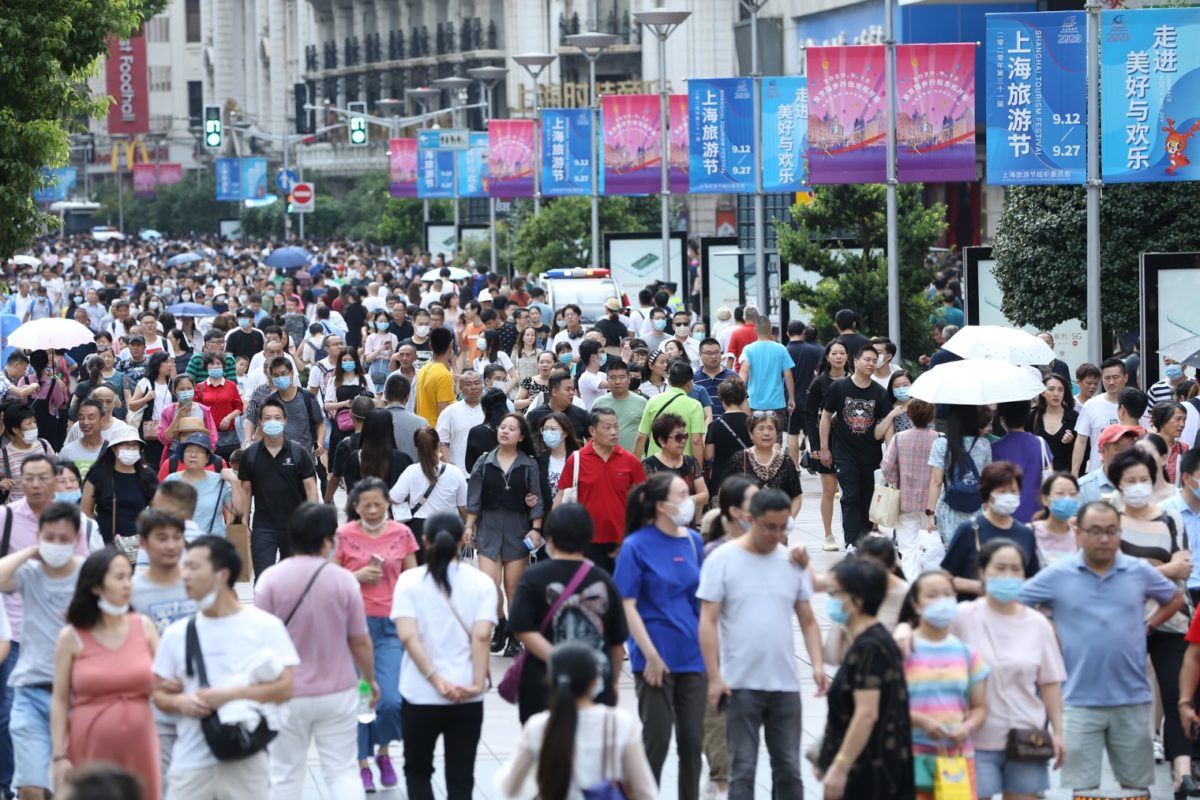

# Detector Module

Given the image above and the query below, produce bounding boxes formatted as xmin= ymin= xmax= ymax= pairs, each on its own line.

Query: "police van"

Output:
xmin=537 ymin=269 xmax=627 ymax=324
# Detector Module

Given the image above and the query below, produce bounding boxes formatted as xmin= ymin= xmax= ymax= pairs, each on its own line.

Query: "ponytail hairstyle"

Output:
xmin=714 ymin=474 xmax=756 ymax=542
xmin=624 ymin=471 xmax=677 ymax=536
xmin=422 ymin=511 xmax=464 ymax=596
xmin=414 ymin=427 xmax=442 ymax=484
xmin=83 ymin=354 xmax=105 ymax=390
xmin=536 ymin=642 xmax=600 ymax=800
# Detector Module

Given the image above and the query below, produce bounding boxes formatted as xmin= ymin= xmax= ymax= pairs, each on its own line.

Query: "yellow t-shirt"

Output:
xmin=414 ymin=361 xmax=455 ymax=427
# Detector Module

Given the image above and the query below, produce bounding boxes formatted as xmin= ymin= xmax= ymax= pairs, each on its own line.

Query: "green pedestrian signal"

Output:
xmin=348 ymin=101 xmax=368 ymax=146
xmin=203 ymin=105 xmax=223 ymax=148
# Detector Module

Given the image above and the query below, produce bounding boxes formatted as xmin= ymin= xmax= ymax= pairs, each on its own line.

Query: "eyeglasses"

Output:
xmin=668 ymin=433 xmax=688 ymax=443
xmin=1080 ymin=526 xmax=1120 ymax=538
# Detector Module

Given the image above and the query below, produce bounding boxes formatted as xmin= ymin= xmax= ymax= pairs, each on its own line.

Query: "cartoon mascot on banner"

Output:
xmin=1163 ymin=117 xmax=1200 ymax=176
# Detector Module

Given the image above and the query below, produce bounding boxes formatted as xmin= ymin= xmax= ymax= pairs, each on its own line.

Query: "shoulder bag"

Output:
xmin=395 ymin=465 xmax=444 ymax=522
xmin=583 ymin=708 xmax=632 ymax=799
xmin=185 ymin=616 xmax=278 ymax=761
xmin=976 ymin=612 xmax=1055 ymax=762
xmin=283 ymin=561 xmax=329 ymax=626
xmin=558 ymin=450 xmax=582 ymax=505
xmin=440 ymin=585 xmax=492 ymax=690
xmin=497 ymin=560 xmax=593 ymax=704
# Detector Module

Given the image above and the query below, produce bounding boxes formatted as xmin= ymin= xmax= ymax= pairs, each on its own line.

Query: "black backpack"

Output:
xmin=943 ymin=437 xmax=983 ymax=513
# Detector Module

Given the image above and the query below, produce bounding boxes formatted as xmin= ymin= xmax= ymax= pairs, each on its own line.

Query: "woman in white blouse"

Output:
xmin=498 ymin=642 xmax=656 ymax=800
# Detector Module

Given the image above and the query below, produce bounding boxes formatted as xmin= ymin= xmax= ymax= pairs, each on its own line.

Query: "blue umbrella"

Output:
xmin=263 ymin=246 xmax=313 ymax=270
xmin=165 ymin=252 xmax=203 ymax=267
xmin=165 ymin=302 xmax=217 ymax=318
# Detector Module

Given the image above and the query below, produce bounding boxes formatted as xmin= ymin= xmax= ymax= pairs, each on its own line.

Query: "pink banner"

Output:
xmin=487 ymin=120 xmax=535 ymax=197
xmin=806 ymin=45 xmax=887 ymax=184
xmin=895 ymin=43 xmax=977 ymax=183
xmin=158 ymin=163 xmax=183 ymax=186
xmin=602 ymin=95 xmax=661 ymax=195
xmin=669 ymin=94 xmax=689 ymax=194
xmin=389 ymin=138 xmax=418 ymax=198
xmin=105 ymin=28 xmax=149 ymax=136
xmin=132 ymin=164 xmax=157 ymax=198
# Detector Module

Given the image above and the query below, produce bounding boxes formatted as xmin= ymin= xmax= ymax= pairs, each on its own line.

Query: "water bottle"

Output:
xmin=356 ymin=679 xmax=376 ymax=724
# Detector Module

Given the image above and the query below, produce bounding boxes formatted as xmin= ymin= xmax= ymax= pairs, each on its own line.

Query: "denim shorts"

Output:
xmin=975 ymin=748 xmax=1050 ymax=798
xmin=10 ymin=686 xmax=52 ymax=791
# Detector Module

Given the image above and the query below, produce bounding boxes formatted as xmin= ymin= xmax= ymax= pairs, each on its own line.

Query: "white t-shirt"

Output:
xmin=390 ymin=563 xmax=497 ymax=705
xmin=552 ymin=329 xmax=586 ymax=357
xmin=435 ymin=401 xmax=484 ymax=472
xmin=247 ymin=351 xmax=297 ymax=377
xmin=151 ymin=606 xmax=300 ymax=772
xmin=473 ymin=351 xmax=513 ymax=376
xmin=63 ymin=417 xmax=135 ymax=446
xmin=389 ymin=462 xmax=468 ymax=518
xmin=577 ymin=370 xmax=608 ymax=410
xmin=1074 ymin=394 xmax=1120 ymax=467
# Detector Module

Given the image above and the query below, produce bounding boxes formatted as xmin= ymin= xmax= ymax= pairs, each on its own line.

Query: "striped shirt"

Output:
xmin=904 ymin=634 xmax=989 ymax=756
xmin=1147 ymin=378 xmax=1176 ymax=409
xmin=880 ymin=427 xmax=940 ymax=512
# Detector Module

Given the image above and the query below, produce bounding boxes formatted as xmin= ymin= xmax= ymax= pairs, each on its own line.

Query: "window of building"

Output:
xmin=146 ymin=16 xmax=170 ymax=43
xmin=186 ymin=0 xmax=201 ymax=43
xmin=149 ymin=66 xmax=172 ymax=93
xmin=188 ymin=81 xmax=204 ymax=129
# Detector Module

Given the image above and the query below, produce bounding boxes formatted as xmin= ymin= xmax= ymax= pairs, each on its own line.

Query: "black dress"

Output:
xmin=805 ymin=372 xmax=840 ymax=475
xmin=1028 ymin=406 xmax=1080 ymax=473
xmin=818 ymin=623 xmax=915 ymax=799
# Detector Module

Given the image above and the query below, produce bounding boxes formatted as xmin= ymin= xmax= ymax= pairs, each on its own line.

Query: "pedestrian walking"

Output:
xmin=880 ymin=398 xmax=939 ymax=580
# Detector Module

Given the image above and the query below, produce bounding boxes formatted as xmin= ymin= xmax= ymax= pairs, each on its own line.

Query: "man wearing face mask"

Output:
xmin=224 ymin=308 xmax=265 ymax=363
xmin=668 ymin=310 xmax=701 ymax=371
xmin=0 ymin=502 xmax=82 ymax=800
xmin=400 ymin=308 xmax=434 ymax=370
xmin=1148 ymin=357 xmax=1190 ymax=410
xmin=643 ymin=308 xmax=671 ymax=353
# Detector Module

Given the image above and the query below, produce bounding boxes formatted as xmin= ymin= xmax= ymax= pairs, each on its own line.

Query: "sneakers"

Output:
xmin=376 ymin=754 xmax=398 ymax=788
xmin=360 ymin=766 xmax=376 ymax=794
xmin=702 ymin=781 xmax=728 ymax=800
xmin=822 ymin=534 xmax=840 ymax=551
xmin=491 ymin=618 xmax=508 ymax=654
xmin=503 ymin=638 xmax=523 ymax=658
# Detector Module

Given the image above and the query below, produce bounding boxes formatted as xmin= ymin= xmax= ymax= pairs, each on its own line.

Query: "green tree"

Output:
xmin=507 ymin=195 xmax=666 ymax=274
xmin=0 ymin=0 xmax=168 ymax=258
xmin=776 ymin=184 xmax=946 ymax=359
xmin=992 ymin=183 xmax=1200 ymax=337
xmin=95 ymin=174 xmax=234 ymax=235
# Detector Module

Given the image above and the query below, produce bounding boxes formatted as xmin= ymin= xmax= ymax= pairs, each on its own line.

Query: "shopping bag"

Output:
xmin=933 ymin=752 xmax=973 ymax=800
xmin=225 ymin=516 xmax=253 ymax=583
xmin=918 ymin=528 xmax=947 ymax=572
xmin=867 ymin=482 xmax=901 ymax=528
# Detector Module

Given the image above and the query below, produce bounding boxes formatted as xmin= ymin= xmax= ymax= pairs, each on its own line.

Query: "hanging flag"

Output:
xmin=417 ymin=148 xmax=455 ymax=198
xmin=32 ymin=167 xmax=77 ymax=204
xmin=158 ymin=163 xmax=183 ymax=186
xmin=806 ymin=46 xmax=887 ymax=184
xmin=762 ymin=76 xmax=809 ymax=192
xmin=985 ymin=12 xmax=1086 ymax=185
xmin=602 ymin=95 xmax=662 ymax=195
xmin=1101 ymin=8 xmax=1200 ymax=183
xmin=687 ymin=77 xmax=755 ymax=194
xmin=459 ymin=132 xmax=489 ymax=198
xmin=389 ymin=138 xmax=418 ymax=198
xmin=669 ymin=94 xmax=689 ymax=194
xmin=488 ymin=119 xmax=535 ymax=197
xmin=542 ymin=109 xmax=593 ymax=196
xmin=132 ymin=164 xmax=158 ymax=198
xmin=215 ymin=158 xmax=241 ymax=201
xmin=895 ymin=43 xmax=977 ymax=183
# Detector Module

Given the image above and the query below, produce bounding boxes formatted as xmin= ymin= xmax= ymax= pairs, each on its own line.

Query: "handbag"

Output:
xmin=497 ymin=560 xmax=593 ymax=704
xmin=932 ymin=747 xmax=973 ymax=800
xmin=558 ymin=449 xmax=582 ymax=505
xmin=868 ymin=481 xmax=901 ymax=528
xmin=335 ymin=407 xmax=355 ymax=432
xmin=976 ymin=605 xmax=1056 ymax=763
xmin=185 ymin=616 xmax=278 ymax=761
xmin=583 ymin=709 xmax=631 ymax=799
xmin=224 ymin=515 xmax=253 ymax=583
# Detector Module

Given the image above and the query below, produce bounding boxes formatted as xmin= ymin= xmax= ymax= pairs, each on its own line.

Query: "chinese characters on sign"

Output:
xmin=687 ymin=78 xmax=755 ymax=194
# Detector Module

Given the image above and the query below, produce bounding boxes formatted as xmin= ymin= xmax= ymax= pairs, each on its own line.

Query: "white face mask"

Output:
xmin=38 ymin=540 xmax=75 ymax=569
xmin=97 ymin=597 xmax=129 ymax=616
xmin=22 ymin=429 xmax=38 ymax=444
xmin=669 ymin=497 xmax=696 ymax=527
xmin=990 ymin=493 xmax=1021 ymax=517
xmin=1122 ymin=482 xmax=1154 ymax=508
xmin=415 ymin=325 xmax=431 ymax=338
xmin=117 ymin=449 xmax=141 ymax=466
xmin=195 ymin=586 xmax=219 ymax=612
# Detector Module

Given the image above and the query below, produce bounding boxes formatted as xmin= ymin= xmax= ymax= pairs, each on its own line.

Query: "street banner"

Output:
xmin=806 ymin=46 xmax=887 ymax=184
xmin=158 ymin=163 xmax=182 ymax=187
xmin=542 ymin=108 xmax=593 ymax=196
xmin=240 ymin=157 xmax=268 ymax=200
xmin=669 ymin=94 xmax=689 ymax=194
xmin=762 ymin=76 xmax=809 ymax=192
xmin=459 ymin=132 xmax=489 ymax=198
xmin=688 ymin=77 xmax=755 ymax=194
xmin=488 ymin=119 xmax=535 ymax=197
xmin=417 ymin=149 xmax=455 ymax=199
xmin=1101 ymin=8 xmax=1200 ymax=183
xmin=985 ymin=12 xmax=1086 ymax=185
xmin=105 ymin=27 xmax=149 ymax=136
xmin=32 ymin=167 xmax=77 ymax=203
xmin=132 ymin=164 xmax=157 ymax=198
xmin=389 ymin=138 xmax=418 ymax=198
xmin=896 ymin=43 xmax=978 ymax=183
xmin=601 ymin=95 xmax=662 ymax=195
xmin=215 ymin=158 xmax=241 ymax=201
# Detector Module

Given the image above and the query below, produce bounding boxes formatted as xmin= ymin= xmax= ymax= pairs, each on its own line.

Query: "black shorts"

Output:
xmin=788 ymin=410 xmax=805 ymax=437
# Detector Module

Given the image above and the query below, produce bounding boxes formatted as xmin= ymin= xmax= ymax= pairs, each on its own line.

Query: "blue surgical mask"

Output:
xmin=376 ymin=321 xmax=389 ymax=331
xmin=273 ymin=376 xmax=292 ymax=391
xmin=826 ymin=595 xmax=851 ymax=626
xmin=653 ymin=319 xmax=667 ymax=332
xmin=239 ymin=317 xmax=252 ymax=328
xmin=176 ymin=389 xmax=194 ymax=403
xmin=893 ymin=387 xmax=911 ymax=401
xmin=542 ymin=429 xmax=562 ymax=448
xmin=558 ymin=353 xmax=573 ymax=365
xmin=921 ymin=597 xmax=958 ymax=629
xmin=262 ymin=420 xmax=285 ymax=437
xmin=55 ymin=489 xmax=82 ymax=504
xmin=341 ymin=361 xmax=356 ymax=372
xmin=1166 ymin=364 xmax=1184 ymax=381
xmin=599 ymin=353 xmax=608 ymax=367
xmin=1049 ymin=496 xmax=1080 ymax=521
xmin=207 ymin=368 xmax=223 ymax=379
xmin=986 ymin=576 xmax=1025 ymax=604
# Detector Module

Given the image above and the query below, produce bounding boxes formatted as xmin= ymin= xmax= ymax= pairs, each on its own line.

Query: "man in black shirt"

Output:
xmin=342 ymin=289 xmax=366 ymax=350
xmin=526 ymin=372 xmax=590 ymax=442
xmin=819 ymin=343 xmax=891 ymax=549
xmin=595 ymin=298 xmax=630 ymax=349
xmin=225 ymin=309 xmax=265 ymax=361
xmin=832 ymin=308 xmax=872 ymax=361
xmin=786 ymin=320 xmax=824 ymax=462
xmin=401 ymin=307 xmax=434 ymax=369
xmin=387 ymin=300 xmax=414 ymax=341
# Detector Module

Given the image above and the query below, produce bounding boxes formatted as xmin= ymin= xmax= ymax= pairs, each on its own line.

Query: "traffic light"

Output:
xmin=203 ymin=105 xmax=223 ymax=148
xmin=347 ymin=101 xmax=368 ymax=146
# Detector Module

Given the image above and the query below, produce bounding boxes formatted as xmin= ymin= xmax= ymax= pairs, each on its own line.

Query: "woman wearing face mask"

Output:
xmin=0 ymin=404 xmax=53 ymax=502
xmin=157 ymin=374 xmax=218 ymax=467
xmin=534 ymin=412 xmax=581 ymax=506
xmin=644 ymin=310 xmax=670 ymax=352
xmin=901 ymin=570 xmax=989 ymax=800
xmin=515 ymin=351 xmax=554 ymax=412
xmin=876 ymin=371 xmax=915 ymax=446
xmin=950 ymin=539 xmax=1067 ymax=800
xmin=324 ymin=349 xmax=375 ymax=458
xmin=1137 ymin=433 xmax=1181 ymax=505
xmin=1106 ymin=445 xmax=1197 ymax=796
xmin=474 ymin=329 xmax=517 ymax=389
xmin=1030 ymin=472 xmax=1080 ymax=567
xmin=130 ymin=352 xmax=174 ymax=467
xmin=49 ymin=546 xmax=161 ymax=798
xmin=80 ymin=428 xmax=159 ymax=548
xmin=817 ymin=557 xmax=914 ymax=800
xmin=364 ymin=310 xmax=398 ymax=387
xmin=613 ymin=472 xmax=707 ymax=800
xmin=940 ymin=461 xmax=1041 ymax=600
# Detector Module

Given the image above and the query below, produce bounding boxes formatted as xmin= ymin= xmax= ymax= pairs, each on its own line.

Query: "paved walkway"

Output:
xmin=265 ymin=471 xmax=1176 ymax=799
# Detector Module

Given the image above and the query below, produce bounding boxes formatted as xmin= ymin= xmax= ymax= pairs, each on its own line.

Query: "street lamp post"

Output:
xmin=566 ymin=33 xmax=619 ymax=271
xmin=468 ymin=66 xmax=509 ymax=274
xmin=634 ymin=9 xmax=690 ymax=287
xmin=433 ymin=76 xmax=474 ymax=239
xmin=110 ymin=134 xmax=131 ymax=235
xmin=512 ymin=53 xmax=557 ymax=214
xmin=740 ymin=0 xmax=769 ymax=320
xmin=406 ymin=86 xmax=441 ymax=224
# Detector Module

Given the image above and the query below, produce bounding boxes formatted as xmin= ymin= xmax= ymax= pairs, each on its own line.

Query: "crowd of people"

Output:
xmin=0 ymin=235 xmax=1193 ymax=800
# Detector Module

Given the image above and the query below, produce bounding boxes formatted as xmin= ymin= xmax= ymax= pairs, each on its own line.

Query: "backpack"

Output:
xmin=943 ymin=437 xmax=983 ymax=513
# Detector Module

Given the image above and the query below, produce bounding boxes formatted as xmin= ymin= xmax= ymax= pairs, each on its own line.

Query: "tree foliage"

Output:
xmin=776 ymin=184 xmax=947 ymax=359
xmin=507 ymin=195 xmax=668 ymax=274
xmin=0 ymin=0 xmax=168 ymax=259
xmin=992 ymin=183 xmax=1200 ymax=336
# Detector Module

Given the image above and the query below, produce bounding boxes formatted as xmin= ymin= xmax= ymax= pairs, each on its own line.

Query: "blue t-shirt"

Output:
xmin=740 ymin=340 xmax=794 ymax=410
xmin=613 ymin=524 xmax=705 ymax=673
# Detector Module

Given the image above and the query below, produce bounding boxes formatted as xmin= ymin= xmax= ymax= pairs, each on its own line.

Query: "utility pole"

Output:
xmin=566 ymin=33 xmax=619 ymax=270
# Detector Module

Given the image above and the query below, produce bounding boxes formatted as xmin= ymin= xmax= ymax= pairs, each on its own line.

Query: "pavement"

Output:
xmin=242 ymin=470 xmax=1177 ymax=799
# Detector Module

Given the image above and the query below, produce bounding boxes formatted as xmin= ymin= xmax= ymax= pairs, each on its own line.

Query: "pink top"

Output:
xmin=952 ymin=599 xmax=1067 ymax=751
xmin=1031 ymin=519 xmax=1078 ymax=567
xmin=156 ymin=402 xmax=218 ymax=464
xmin=880 ymin=427 xmax=940 ymax=513
xmin=336 ymin=520 xmax=419 ymax=617
xmin=253 ymin=555 xmax=367 ymax=697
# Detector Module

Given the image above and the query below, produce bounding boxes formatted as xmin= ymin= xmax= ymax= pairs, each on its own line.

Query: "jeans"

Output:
xmin=0 ymin=642 xmax=19 ymax=793
xmin=634 ymin=671 xmax=707 ymax=800
xmin=833 ymin=449 xmax=875 ymax=548
xmin=250 ymin=527 xmax=291 ymax=584
xmin=399 ymin=701 xmax=483 ymax=800
xmin=358 ymin=617 xmax=404 ymax=760
xmin=270 ymin=687 xmax=362 ymax=800
xmin=725 ymin=689 xmax=803 ymax=800
xmin=10 ymin=686 xmax=52 ymax=792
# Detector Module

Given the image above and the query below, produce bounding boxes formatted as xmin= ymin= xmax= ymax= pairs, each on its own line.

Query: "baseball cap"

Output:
xmin=1097 ymin=424 xmax=1142 ymax=448
xmin=128 ymin=335 xmax=146 ymax=345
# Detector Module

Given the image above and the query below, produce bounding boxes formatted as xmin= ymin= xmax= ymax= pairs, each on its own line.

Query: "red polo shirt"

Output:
xmin=558 ymin=442 xmax=646 ymax=545
xmin=727 ymin=323 xmax=758 ymax=360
